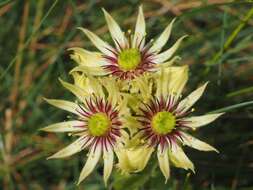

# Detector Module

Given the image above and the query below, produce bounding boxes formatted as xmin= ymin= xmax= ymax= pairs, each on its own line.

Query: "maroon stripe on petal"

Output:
xmin=105 ymin=47 xmax=118 ymax=56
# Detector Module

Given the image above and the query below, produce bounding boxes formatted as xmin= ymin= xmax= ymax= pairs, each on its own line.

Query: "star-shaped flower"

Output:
xmin=40 ymin=75 xmax=130 ymax=185
xmin=69 ymin=6 xmax=186 ymax=82
xmin=117 ymin=66 xmax=224 ymax=181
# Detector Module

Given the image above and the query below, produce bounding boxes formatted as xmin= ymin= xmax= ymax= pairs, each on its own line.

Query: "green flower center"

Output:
xmin=87 ymin=113 xmax=111 ymax=136
xmin=118 ymin=48 xmax=141 ymax=71
xmin=151 ymin=111 xmax=176 ymax=135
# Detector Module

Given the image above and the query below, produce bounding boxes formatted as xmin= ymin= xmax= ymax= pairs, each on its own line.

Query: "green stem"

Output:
xmin=208 ymin=6 xmax=253 ymax=65
xmin=224 ymin=7 xmax=253 ymax=51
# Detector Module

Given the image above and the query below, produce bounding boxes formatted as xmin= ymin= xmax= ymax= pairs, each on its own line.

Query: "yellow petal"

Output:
xmin=114 ymin=148 xmax=130 ymax=174
xmin=128 ymin=146 xmax=153 ymax=172
xmin=103 ymin=148 xmax=114 ymax=186
xmin=131 ymin=74 xmax=152 ymax=103
xmin=68 ymin=47 xmax=105 ymax=66
xmin=71 ymin=73 xmax=104 ymax=98
xmin=153 ymin=35 xmax=187 ymax=63
xmin=153 ymin=56 xmax=181 ymax=69
xmin=120 ymin=115 xmax=141 ymax=135
xmin=87 ymin=75 xmax=105 ymax=98
xmin=177 ymin=82 xmax=208 ymax=113
xmin=116 ymin=146 xmax=153 ymax=174
xmin=156 ymin=67 xmax=166 ymax=98
xmin=133 ymin=5 xmax=145 ymax=48
xmin=77 ymin=147 xmax=102 ymax=185
xmin=44 ymin=98 xmax=80 ymax=116
xmin=120 ymin=93 xmax=140 ymax=114
xmin=102 ymin=76 xmax=121 ymax=107
xmin=156 ymin=66 xmax=188 ymax=98
xmin=102 ymin=9 xmax=126 ymax=49
xmin=40 ymin=121 xmax=85 ymax=133
xmin=70 ymin=65 xmax=108 ymax=76
xmin=118 ymin=93 xmax=131 ymax=116
xmin=48 ymin=137 xmax=85 ymax=159
xmin=169 ymin=145 xmax=195 ymax=172
xmin=150 ymin=18 xmax=176 ymax=53
xmin=71 ymin=72 xmax=86 ymax=89
xmin=182 ymin=113 xmax=224 ymax=128
xmin=118 ymin=130 xmax=130 ymax=145
xmin=157 ymin=146 xmax=170 ymax=183
xmin=181 ymin=132 xmax=219 ymax=153
xmin=78 ymin=27 xmax=114 ymax=56
xmin=59 ymin=78 xmax=88 ymax=102
xmin=167 ymin=65 xmax=188 ymax=96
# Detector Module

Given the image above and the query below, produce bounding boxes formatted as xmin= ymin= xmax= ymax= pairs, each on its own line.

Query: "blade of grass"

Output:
xmin=0 ymin=0 xmax=12 ymax=7
xmin=0 ymin=133 xmax=5 ymax=162
xmin=14 ymin=1 xmax=82 ymax=124
xmin=207 ymin=6 xmax=253 ymax=65
xmin=179 ymin=1 xmax=252 ymax=19
xmin=10 ymin=0 xmax=30 ymax=105
xmin=226 ymin=86 xmax=253 ymax=97
xmin=183 ymin=173 xmax=191 ymax=190
xmin=223 ymin=7 xmax=253 ymax=50
xmin=0 ymin=0 xmax=59 ymax=81
xmin=217 ymin=11 xmax=227 ymax=86
xmin=209 ymin=100 xmax=253 ymax=113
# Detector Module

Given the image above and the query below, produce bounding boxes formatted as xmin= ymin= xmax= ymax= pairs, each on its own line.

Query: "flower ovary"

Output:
xmin=151 ymin=111 xmax=176 ymax=135
xmin=118 ymin=48 xmax=141 ymax=71
xmin=88 ymin=113 xmax=111 ymax=136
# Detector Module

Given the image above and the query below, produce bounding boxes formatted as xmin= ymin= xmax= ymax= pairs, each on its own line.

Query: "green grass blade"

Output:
xmin=209 ymin=101 xmax=253 ymax=113
xmin=0 ymin=0 xmax=59 ymax=81
xmin=226 ymin=86 xmax=253 ymax=97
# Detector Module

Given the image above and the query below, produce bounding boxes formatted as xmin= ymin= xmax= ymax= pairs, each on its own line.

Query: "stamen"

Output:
xmin=105 ymin=47 xmax=119 ymax=56
xmin=137 ymin=35 xmax=145 ymax=49
xmin=100 ymin=30 xmax=156 ymax=80
xmin=138 ymin=95 xmax=193 ymax=149
xmin=69 ymin=96 xmax=123 ymax=154
xmin=127 ymin=29 xmax=132 ymax=48
xmin=114 ymin=39 xmax=123 ymax=51
xmin=87 ymin=113 xmax=111 ymax=136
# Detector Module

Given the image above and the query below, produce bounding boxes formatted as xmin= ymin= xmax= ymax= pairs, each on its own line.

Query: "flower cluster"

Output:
xmin=41 ymin=6 xmax=223 ymax=186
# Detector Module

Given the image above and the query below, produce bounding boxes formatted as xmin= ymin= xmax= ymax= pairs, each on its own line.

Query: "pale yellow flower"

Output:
xmin=40 ymin=76 xmax=129 ymax=185
xmin=119 ymin=65 xmax=224 ymax=182
xmin=69 ymin=6 xmax=186 ymax=81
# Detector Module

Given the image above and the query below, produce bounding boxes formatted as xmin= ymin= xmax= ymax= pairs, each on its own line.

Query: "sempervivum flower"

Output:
xmin=120 ymin=66 xmax=224 ymax=182
xmin=69 ymin=6 xmax=186 ymax=81
xmin=40 ymin=75 xmax=129 ymax=185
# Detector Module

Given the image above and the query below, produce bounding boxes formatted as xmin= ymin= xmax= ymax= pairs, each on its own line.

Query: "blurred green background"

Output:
xmin=0 ymin=0 xmax=253 ymax=189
